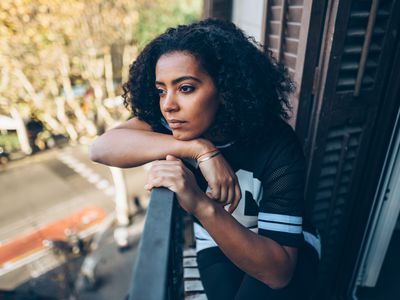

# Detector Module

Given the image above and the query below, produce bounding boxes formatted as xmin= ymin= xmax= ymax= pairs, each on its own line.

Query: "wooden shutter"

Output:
xmin=301 ymin=0 xmax=400 ymax=297
xmin=262 ymin=0 xmax=324 ymax=128
xmin=204 ymin=1 xmax=400 ymax=297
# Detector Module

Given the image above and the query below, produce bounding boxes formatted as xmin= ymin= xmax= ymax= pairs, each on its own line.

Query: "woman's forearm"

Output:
xmin=90 ymin=128 xmax=212 ymax=168
xmin=194 ymin=198 xmax=297 ymax=289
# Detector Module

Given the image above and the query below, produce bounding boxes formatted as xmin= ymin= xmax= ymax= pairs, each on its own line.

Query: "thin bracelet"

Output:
xmin=197 ymin=151 xmax=221 ymax=167
xmin=197 ymin=148 xmax=219 ymax=160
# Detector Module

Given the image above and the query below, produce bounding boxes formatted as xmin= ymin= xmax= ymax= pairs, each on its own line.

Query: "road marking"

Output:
xmin=105 ymin=187 xmax=115 ymax=196
xmin=0 ymin=206 xmax=106 ymax=270
xmin=72 ymin=163 xmax=86 ymax=173
xmin=81 ymin=168 xmax=94 ymax=178
xmin=0 ymin=248 xmax=50 ymax=276
xmin=88 ymin=174 xmax=100 ymax=183
xmin=0 ymin=222 xmax=108 ymax=278
xmin=0 ymin=195 xmax=95 ymax=244
xmin=96 ymin=179 xmax=109 ymax=190
xmin=58 ymin=153 xmax=115 ymax=197
xmin=29 ymin=252 xmax=60 ymax=278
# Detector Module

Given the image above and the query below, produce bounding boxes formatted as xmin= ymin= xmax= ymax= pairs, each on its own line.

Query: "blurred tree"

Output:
xmin=0 ymin=0 xmax=202 ymax=141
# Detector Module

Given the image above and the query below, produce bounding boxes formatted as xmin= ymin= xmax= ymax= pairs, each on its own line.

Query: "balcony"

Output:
xmin=128 ymin=188 xmax=206 ymax=300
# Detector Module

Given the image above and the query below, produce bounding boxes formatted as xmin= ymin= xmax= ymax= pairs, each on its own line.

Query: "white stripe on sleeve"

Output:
xmin=258 ymin=221 xmax=302 ymax=234
xmin=258 ymin=212 xmax=302 ymax=225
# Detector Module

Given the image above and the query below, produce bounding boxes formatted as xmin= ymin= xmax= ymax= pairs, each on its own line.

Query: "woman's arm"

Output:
xmin=90 ymin=118 xmax=241 ymax=210
xmin=146 ymin=156 xmax=297 ymax=289
xmin=90 ymin=118 xmax=213 ymax=168
xmin=195 ymin=198 xmax=297 ymax=289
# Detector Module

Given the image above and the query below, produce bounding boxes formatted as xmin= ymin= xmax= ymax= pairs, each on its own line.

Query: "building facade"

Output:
xmin=204 ymin=0 xmax=400 ymax=298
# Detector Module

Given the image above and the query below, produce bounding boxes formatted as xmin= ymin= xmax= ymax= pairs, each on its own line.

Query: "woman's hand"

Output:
xmin=197 ymin=150 xmax=241 ymax=214
xmin=145 ymin=155 xmax=209 ymax=214
xmin=194 ymin=138 xmax=241 ymax=213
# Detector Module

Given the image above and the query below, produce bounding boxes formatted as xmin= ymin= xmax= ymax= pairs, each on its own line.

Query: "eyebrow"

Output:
xmin=155 ymin=76 xmax=202 ymax=86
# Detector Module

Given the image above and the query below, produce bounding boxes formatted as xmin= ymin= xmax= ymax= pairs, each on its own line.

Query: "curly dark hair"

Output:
xmin=122 ymin=18 xmax=295 ymax=143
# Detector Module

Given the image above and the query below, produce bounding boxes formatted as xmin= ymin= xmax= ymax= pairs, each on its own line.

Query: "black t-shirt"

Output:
xmin=159 ymin=118 xmax=320 ymax=256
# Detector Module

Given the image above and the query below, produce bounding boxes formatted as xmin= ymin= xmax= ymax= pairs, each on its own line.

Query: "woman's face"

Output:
xmin=155 ymin=51 xmax=220 ymax=141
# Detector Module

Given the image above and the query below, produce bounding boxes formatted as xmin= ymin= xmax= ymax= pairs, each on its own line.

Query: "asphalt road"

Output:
xmin=0 ymin=144 xmax=149 ymax=294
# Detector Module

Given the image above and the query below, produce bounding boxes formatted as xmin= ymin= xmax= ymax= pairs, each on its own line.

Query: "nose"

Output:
xmin=161 ymin=92 xmax=179 ymax=113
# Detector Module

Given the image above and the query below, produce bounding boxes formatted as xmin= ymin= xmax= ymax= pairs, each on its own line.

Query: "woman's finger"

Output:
xmin=145 ymin=175 xmax=164 ymax=190
xmin=146 ymin=165 xmax=178 ymax=185
xmin=226 ymin=183 xmax=234 ymax=206
xmin=166 ymin=154 xmax=180 ymax=161
xmin=151 ymin=160 xmax=181 ymax=167
xmin=149 ymin=164 xmax=182 ymax=176
xmin=210 ymin=184 xmax=221 ymax=200
xmin=228 ymin=180 xmax=241 ymax=213
xmin=146 ymin=172 xmax=178 ymax=192
xmin=219 ymin=185 xmax=227 ymax=204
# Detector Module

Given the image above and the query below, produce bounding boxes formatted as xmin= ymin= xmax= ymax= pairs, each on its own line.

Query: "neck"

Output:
xmin=203 ymin=131 xmax=233 ymax=146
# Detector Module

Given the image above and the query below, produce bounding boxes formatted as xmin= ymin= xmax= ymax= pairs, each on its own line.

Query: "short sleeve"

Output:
xmin=257 ymin=134 xmax=306 ymax=247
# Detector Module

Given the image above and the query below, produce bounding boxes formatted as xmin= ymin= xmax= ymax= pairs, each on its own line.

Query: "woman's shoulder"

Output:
xmin=244 ymin=118 xmax=305 ymax=167
xmin=255 ymin=118 xmax=302 ymax=149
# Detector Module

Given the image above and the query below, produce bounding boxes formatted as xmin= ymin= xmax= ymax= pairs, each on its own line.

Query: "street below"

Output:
xmin=0 ymin=144 xmax=148 ymax=298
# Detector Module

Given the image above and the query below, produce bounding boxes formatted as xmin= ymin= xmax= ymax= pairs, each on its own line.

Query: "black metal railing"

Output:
xmin=128 ymin=188 xmax=184 ymax=300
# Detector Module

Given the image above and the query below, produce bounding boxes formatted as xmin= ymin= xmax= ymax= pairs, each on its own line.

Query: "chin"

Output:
xmin=172 ymin=131 xmax=199 ymax=141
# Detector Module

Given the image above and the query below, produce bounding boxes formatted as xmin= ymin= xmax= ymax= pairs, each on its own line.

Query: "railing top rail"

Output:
xmin=128 ymin=188 xmax=175 ymax=300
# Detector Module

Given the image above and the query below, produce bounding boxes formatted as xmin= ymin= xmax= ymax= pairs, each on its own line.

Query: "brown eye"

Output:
xmin=180 ymin=85 xmax=195 ymax=93
xmin=156 ymin=88 xmax=166 ymax=96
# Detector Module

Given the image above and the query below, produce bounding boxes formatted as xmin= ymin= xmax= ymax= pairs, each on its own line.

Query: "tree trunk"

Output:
xmin=13 ymin=67 xmax=63 ymax=133
xmin=13 ymin=68 xmax=43 ymax=109
xmin=92 ymin=80 xmax=115 ymax=130
xmin=59 ymin=54 xmax=98 ymax=137
xmin=104 ymin=49 xmax=116 ymax=99
xmin=10 ymin=107 xmax=31 ymax=154
xmin=122 ymin=44 xmax=137 ymax=84
xmin=55 ymin=96 xmax=79 ymax=141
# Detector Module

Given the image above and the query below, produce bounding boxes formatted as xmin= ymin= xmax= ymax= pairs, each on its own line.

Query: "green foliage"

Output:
xmin=0 ymin=132 xmax=20 ymax=151
xmin=0 ymin=0 xmax=203 ymax=137
xmin=134 ymin=0 xmax=203 ymax=50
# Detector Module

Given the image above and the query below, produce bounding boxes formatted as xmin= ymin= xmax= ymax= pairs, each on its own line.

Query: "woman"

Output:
xmin=91 ymin=18 xmax=320 ymax=299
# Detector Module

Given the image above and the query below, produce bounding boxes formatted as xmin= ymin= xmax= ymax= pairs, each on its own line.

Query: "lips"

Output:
xmin=168 ymin=119 xmax=186 ymax=129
